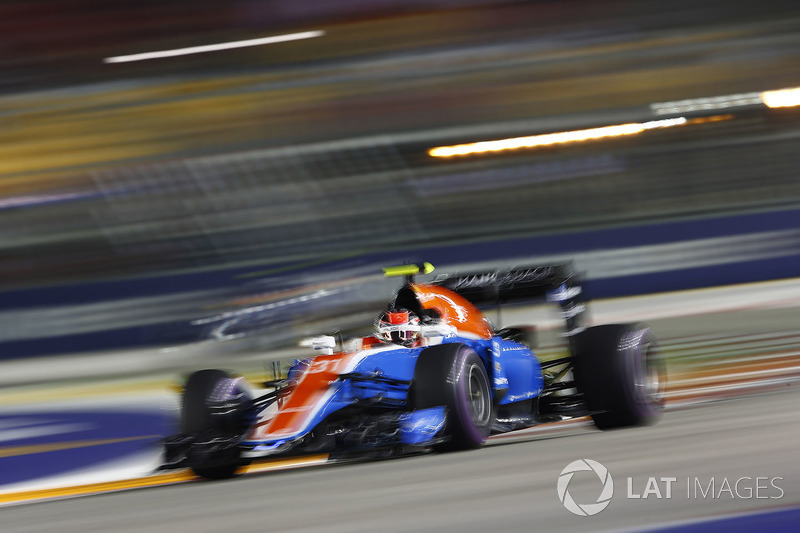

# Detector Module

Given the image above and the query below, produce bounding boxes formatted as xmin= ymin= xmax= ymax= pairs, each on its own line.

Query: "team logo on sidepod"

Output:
xmin=557 ymin=459 xmax=614 ymax=516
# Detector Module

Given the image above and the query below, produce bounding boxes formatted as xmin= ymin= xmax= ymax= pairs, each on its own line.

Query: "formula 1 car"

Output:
xmin=163 ymin=262 xmax=665 ymax=479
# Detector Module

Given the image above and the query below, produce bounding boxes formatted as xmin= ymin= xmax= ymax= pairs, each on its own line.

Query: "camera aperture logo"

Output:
xmin=557 ymin=459 xmax=614 ymax=516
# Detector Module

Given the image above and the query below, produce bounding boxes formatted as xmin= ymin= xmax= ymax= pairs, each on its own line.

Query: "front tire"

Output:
xmin=413 ymin=344 xmax=492 ymax=450
xmin=572 ymin=324 xmax=665 ymax=429
xmin=181 ymin=369 xmax=252 ymax=479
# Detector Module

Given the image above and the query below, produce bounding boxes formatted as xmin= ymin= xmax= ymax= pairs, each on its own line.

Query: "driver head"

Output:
xmin=375 ymin=308 xmax=421 ymax=347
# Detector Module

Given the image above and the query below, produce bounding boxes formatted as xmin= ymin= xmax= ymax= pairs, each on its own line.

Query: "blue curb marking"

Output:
xmin=646 ymin=506 xmax=800 ymax=533
xmin=0 ymin=410 xmax=174 ymax=487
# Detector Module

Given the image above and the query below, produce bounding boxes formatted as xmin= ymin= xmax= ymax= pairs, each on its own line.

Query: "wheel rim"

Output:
xmin=467 ymin=363 xmax=491 ymax=425
xmin=643 ymin=343 xmax=666 ymax=406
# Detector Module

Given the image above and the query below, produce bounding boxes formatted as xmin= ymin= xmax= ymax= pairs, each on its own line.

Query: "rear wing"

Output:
xmin=431 ymin=264 xmax=576 ymax=304
xmin=432 ymin=263 xmax=587 ymax=335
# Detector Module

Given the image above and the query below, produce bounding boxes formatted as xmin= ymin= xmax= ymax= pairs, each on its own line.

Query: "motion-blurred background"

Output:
xmin=3 ymin=3 xmax=800 ymax=524
xmin=1 ymin=0 xmax=799 ymax=361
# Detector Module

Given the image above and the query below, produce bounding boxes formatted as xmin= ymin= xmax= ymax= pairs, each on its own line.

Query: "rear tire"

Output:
xmin=181 ymin=369 xmax=252 ymax=479
xmin=413 ymin=344 xmax=492 ymax=450
xmin=572 ymin=324 xmax=665 ymax=429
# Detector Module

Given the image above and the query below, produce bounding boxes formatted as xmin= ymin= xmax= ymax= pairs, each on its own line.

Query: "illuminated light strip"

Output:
xmin=428 ymin=117 xmax=687 ymax=158
xmin=683 ymin=114 xmax=734 ymax=124
xmin=104 ymin=30 xmax=325 ymax=64
xmin=652 ymin=86 xmax=800 ymax=114
xmin=761 ymin=87 xmax=800 ymax=108
xmin=0 ymin=454 xmax=329 ymax=506
xmin=651 ymin=93 xmax=761 ymax=115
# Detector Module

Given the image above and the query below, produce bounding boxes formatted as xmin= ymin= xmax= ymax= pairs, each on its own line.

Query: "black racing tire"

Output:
xmin=181 ymin=369 xmax=252 ymax=479
xmin=413 ymin=343 xmax=492 ymax=450
xmin=572 ymin=324 xmax=666 ymax=430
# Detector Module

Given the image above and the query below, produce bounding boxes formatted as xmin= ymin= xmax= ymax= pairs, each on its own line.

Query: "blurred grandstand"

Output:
xmin=0 ymin=0 xmax=799 ymax=290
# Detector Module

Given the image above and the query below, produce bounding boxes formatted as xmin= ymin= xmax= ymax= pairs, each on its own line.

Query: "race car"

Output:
xmin=163 ymin=262 xmax=665 ymax=479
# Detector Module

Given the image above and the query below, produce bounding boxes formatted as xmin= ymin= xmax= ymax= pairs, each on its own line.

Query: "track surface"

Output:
xmin=1 ymin=388 xmax=798 ymax=532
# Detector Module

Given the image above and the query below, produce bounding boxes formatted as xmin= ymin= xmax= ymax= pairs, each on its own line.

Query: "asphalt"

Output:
xmin=0 ymin=388 xmax=797 ymax=533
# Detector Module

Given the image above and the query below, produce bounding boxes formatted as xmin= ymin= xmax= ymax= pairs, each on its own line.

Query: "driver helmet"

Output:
xmin=375 ymin=308 xmax=421 ymax=347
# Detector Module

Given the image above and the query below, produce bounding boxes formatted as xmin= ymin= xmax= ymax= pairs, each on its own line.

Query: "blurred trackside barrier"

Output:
xmin=1 ymin=204 xmax=799 ymax=359
xmin=1 ymin=103 xmax=799 ymax=288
